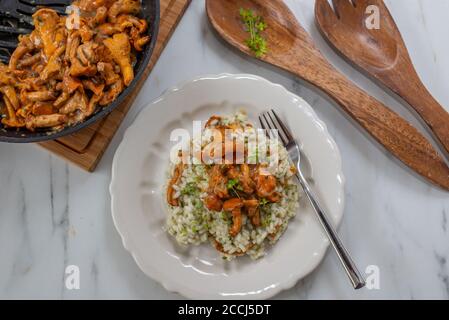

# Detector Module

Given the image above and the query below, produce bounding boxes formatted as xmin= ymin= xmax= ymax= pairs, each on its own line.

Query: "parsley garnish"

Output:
xmin=259 ymin=198 xmax=269 ymax=207
xmin=227 ymin=178 xmax=239 ymax=190
xmin=181 ymin=182 xmax=199 ymax=196
xmin=239 ymin=8 xmax=268 ymax=58
xmin=227 ymin=178 xmax=243 ymax=198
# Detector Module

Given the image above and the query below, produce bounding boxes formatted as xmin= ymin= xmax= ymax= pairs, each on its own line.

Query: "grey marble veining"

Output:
xmin=0 ymin=0 xmax=448 ymax=299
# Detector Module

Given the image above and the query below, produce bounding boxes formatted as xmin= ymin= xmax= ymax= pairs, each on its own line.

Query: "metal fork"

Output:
xmin=259 ymin=109 xmax=365 ymax=289
xmin=0 ymin=0 xmax=70 ymax=63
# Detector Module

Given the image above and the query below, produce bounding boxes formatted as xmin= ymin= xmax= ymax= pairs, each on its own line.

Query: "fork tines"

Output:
xmin=259 ymin=109 xmax=295 ymax=147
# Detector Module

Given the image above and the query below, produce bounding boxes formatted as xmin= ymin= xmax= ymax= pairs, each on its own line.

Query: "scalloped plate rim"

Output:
xmin=110 ymin=73 xmax=345 ymax=299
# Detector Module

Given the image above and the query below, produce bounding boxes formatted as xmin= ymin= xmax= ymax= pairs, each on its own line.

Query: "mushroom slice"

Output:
xmin=108 ymin=0 xmax=141 ymax=23
xmin=204 ymin=194 xmax=223 ymax=212
xmin=99 ymin=78 xmax=123 ymax=106
xmin=223 ymin=198 xmax=244 ymax=237
xmin=0 ymin=86 xmax=20 ymax=110
xmin=32 ymin=102 xmax=54 ymax=116
xmin=167 ymin=164 xmax=184 ymax=207
xmin=103 ymin=33 xmax=133 ymax=86
xmin=9 ymin=36 xmax=34 ymax=70
xmin=41 ymin=45 xmax=65 ymax=81
xmin=25 ymin=114 xmax=67 ymax=130
xmin=32 ymin=9 xmax=60 ymax=59
xmin=59 ymin=90 xmax=88 ymax=115
xmin=27 ymin=91 xmax=57 ymax=102
xmin=17 ymin=53 xmax=41 ymax=69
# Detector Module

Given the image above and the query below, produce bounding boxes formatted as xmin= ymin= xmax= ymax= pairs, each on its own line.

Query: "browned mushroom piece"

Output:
xmin=266 ymin=192 xmax=281 ymax=203
xmin=166 ymin=164 xmax=184 ymax=207
xmin=9 ymin=36 xmax=34 ymax=70
xmin=204 ymin=115 xmax=222 ymax=128
xmin=243 ymin=199 xmax=261 ymax=227
xmin=226 ymin=166 xmax=240 ymax=180
xmin=108 ymin=0 xmax=141 ymax=23
xmin=208 ymin=165 xmax=229 ymax=199
xmin=254 ymin=169 xmax=281 ymax=203
xmin=204 ymin=193 xmax=223 ymax=212
xmin=223 ymin=198 xmax=244 ymax=237
xmin=239 ymin=164 xmax=254 ymax=194
xmin=25 ymin=114 xmax=67 ymax=130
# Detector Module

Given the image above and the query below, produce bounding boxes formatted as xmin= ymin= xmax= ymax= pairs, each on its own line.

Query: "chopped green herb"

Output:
xmin=227 ymin=178 xmax=239 ymax=190
xmin=239 ymin=8 xmax=268 ymax=58
xmin=259 ymin=198 xmax=269 ymax=207
xmin=194 ymin=200 xmax=203 ymax=209
xmin=181 ymin=182 xmax=199 ymax=196
xmin=262 ymin=214 xmax=272 ymax=228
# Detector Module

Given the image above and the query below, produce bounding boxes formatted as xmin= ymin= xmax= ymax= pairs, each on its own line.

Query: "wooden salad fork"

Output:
xmin=206 ymin=0 xmax=449 ymax=190
xmin=315 ymin=0 xmax=449 ymax=156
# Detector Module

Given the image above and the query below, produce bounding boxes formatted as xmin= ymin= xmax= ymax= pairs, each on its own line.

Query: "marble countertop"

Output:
xmin=1 ymin=0 xmax=448 ymax=299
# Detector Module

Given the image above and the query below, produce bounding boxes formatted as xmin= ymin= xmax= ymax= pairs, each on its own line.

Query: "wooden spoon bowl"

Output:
xmin=315 ymin=0 xmax=449 ymax=155
xmin=206 ymin=0 xmax=449 ymax=190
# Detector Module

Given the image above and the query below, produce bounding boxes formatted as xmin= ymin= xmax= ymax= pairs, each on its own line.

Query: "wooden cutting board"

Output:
xmin=39 ymin=0 xmax=192 ymax=172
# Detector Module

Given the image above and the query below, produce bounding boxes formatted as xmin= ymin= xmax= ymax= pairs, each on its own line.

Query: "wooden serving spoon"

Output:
xmin=206 ymin=0 xmax=449 ymax=190
xmin=315 ymin=0 xmax=449 ymax=157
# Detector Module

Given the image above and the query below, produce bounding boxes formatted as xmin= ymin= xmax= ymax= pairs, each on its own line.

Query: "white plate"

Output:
xmin=110 ymin=74 xmax=345 ymax=299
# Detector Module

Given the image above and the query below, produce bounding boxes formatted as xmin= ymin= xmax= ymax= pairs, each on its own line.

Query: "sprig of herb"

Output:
xmin=226 ymin=178 xmax=238 ymax=190
xmin=227 ymin=178 xmax=243 ymax=198
xmin=239 ymin=8 xmax=268 ymax=58
xmin=259 ymin=198 xmax=270 ymax=207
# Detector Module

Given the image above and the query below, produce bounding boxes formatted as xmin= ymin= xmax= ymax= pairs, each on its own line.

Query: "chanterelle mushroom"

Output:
xmin=223 ymin=198 xmax=244 ymax=237
xmin=243 ymin=199 xmax=261 ymax=227
xmin=103 ymin=33 xmax=134 ymax=86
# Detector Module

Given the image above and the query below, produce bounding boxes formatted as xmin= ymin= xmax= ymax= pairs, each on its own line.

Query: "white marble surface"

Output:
xmin=0 ymin=0 xmax=448 ymax=300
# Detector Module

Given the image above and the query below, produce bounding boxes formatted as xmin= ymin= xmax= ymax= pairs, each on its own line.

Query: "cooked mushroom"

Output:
xmin=167 ymin=164 xmax=184 ymax=207
xmin=208 ymin=165 xmax=229 ymax=199
xmin=103 ymin=33 xmax=133 ymax=86
xmin=223 ymin=198 xmax=244 ymax=237
xmin=243 ymin=199 xmax=261 ymax=227
xmin=204 ymin=193 xmax=223 ymax=212
xmin=108 ymin=0 xmax=141 ymax=22
xmin=25 ymin=114 xmax=67 ymax=130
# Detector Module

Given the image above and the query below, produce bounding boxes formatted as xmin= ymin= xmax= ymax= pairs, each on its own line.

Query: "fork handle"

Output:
xmin=296 ymin=169 xmax=366 ymax=289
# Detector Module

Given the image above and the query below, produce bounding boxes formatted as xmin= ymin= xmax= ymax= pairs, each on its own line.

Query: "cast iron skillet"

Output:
xmin=0 ymin=0 xmax=160 ymax=143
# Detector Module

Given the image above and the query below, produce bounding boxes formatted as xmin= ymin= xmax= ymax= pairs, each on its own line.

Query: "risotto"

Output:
xmin=165 ymin=112 xmax=299 ymax=260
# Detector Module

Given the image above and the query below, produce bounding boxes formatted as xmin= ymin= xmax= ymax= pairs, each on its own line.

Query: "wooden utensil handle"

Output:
xmin=390 ymin=77 xmax=449 ymax=156
xmin=296 ymin=62 xmax=449 ymax=190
